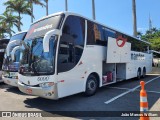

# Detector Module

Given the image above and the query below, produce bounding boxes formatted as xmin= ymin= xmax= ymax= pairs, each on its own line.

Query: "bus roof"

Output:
xmin=32 ymin=11 xmax=150 ymax=45
xmin=12 ymin=30 xmax=27 ymax=36
xmin=150 ymin=50 xmax=160 ymax=54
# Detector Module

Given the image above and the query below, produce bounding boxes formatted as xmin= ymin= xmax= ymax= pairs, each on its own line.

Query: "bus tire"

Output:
xmin=142 ymin=67 xmax=146 ymax=78
xmin=137 ymin=68 xmax=141 ymax=80
xmin=85 ymin=74 xmax=98 ymax=96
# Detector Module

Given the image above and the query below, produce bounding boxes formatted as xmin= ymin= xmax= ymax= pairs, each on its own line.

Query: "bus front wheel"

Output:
xmin=85 ymin=74 xmax=98 ymax=96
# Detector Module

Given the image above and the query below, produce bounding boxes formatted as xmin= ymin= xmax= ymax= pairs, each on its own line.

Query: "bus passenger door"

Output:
xmin=57 ymin=34 xmax=85 ymax=98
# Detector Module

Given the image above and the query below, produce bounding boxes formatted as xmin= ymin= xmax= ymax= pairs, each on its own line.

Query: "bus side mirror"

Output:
xmin=6 ymin=40 xmax=20 ymax=56
xmin=43 ymin=29 xmax=62 ymax=52
xmin=11 ymin=46 xmax=20 ymax=61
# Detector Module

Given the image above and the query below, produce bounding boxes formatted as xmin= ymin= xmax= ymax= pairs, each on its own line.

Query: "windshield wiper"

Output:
xmin=21 ymin=41 xmax=29 ymax=49
xmin=30 ymin=63 xmax=40 ymax=76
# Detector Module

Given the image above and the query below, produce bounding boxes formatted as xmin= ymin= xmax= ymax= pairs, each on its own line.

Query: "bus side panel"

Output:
xmin=57 ymin=46 xmax=103 ymax=98
xmin=126 ymin=52 xmax=152 ymax=79
xmin=145 ymin=53 xmax=153 ymax=73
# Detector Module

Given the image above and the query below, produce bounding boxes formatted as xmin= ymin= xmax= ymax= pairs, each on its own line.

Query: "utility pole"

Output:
xmin=92 ymin=0 xmax=96 ymax=20
xmin=132 ymin=0 xmax=137 ymax=37
xmin=65 ymin=0 xmax=68 ymax=11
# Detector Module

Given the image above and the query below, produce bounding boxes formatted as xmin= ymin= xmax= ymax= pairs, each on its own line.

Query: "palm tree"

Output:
xmin=44 ymin=0 xmax=49 ymax=16
xmin=151 ymin=27 xmax=158 ymax=33
xmin=132 ymin=0 xmax=137 ymax=37
xmin=0 ymin=22 xmax=13 ymax=38
xmin=65 ymin=0 xmax=68 ymax=11
xmin=0 ymin=23 xmax=6 ymax=38
xmin=4 ymin=0 xmax=32 ymax=32
xmin=92 ymin=0 xmax=96 ymax=20
xmin=137 ymin=31 xmax=143 ymax=38
xmin=0 ymin=11 xmax=20 ymax=37
xmin=27 ymin=0 xmax=44 ymax=23
xmin=146 ymin=30 xmax=152 ymax=35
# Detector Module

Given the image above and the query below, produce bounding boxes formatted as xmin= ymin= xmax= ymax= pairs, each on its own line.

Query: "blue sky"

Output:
xmin=0 ymin=0 xmax=160 ymax=36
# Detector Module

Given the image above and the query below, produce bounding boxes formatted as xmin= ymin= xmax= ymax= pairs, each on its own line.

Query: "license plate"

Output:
xmin=26 ymin=88 xmax=32 ymax=94
xmin=10 ymin=72 xmax=16 ymax=77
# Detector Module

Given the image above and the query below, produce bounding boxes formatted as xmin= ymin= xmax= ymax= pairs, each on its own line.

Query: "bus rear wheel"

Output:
xmin=137 ymin=68 xmax=141 ymax=80
xmin=85 ymin=74 xmax=98 ymax=96
xmin=142 ymin=68 xmax=146 ymax=78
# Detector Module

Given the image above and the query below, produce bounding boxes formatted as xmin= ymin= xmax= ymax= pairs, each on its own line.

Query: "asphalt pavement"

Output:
xmin=0 ymin=67 xmax=160 ymax=120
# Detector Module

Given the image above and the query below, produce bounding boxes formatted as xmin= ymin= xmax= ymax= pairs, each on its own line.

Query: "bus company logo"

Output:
xmin=26 ymin=24 xmax=38 ymax=39
xmin=37 ymin=76 xmax=49 ymax=81
xmin=34 ymin=24 xmax=53 ymax=33
xmin=116 ymin=35 xmax=127 ymax=47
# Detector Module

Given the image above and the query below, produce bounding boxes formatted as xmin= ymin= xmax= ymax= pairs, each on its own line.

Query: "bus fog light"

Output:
xmin=48 ymin=92 xmax=52 ymax=96
xmin=39 ymin=82 xmax=54 ymax=88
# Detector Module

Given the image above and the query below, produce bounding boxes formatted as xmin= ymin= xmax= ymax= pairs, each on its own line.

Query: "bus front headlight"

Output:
xmin=39 ymin=82 xmax=54 ymax=88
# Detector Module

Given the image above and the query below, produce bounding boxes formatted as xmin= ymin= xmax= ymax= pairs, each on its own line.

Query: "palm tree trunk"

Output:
xmin=65 ymin=0 xmax=68 ymax=11
xmin=92 ymin=0 xmax=96 ymax=20
xmin=31 ymin=3 xmax=33 ymax=23
xmin=18 ymin=12 xmax=21 ymax=32
xmin=46 ymin=0 xmax=48 ymax=15
xmin=132 ymin=0 xmax=137 ymax=37
xmin=9 ymin=31 xmax=12 ymax=38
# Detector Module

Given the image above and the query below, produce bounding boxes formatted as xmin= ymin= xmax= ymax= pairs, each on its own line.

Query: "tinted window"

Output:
xmin=127 ymin=36 xmax=149 ymax=52
xmin=0 ymin=39 xmax=9 ymax=49
xmin=63 ymin=16 xmax=85 ymax=46
xmin=25 ymin=14 xmax=64 ymax=39
xmin=14 ymin=49 xmax=20 ymax=62
xmin=87 ymin=21 xmax=107 ymax=46
xmin=10 ymin=32 xmax=27 ymax=41
xmin=103 ymin=28 xmax=116 ymax=40
xmin=58 ymin=16 xmax=85 ymax=73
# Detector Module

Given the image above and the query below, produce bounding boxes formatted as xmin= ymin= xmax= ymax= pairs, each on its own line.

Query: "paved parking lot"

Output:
xmin=0 ymin=70 xmax=160 ymax=120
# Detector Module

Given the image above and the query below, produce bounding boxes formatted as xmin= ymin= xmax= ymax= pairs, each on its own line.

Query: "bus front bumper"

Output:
xmin=18 ymin=81 xmax=58 ymax=100
xmin=2 ymin=76 xmax=18 ymax=87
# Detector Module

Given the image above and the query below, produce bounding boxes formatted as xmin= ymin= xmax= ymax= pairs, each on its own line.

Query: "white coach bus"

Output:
xmin=0 ymin=38 xmax=9 ymax=82
xmin=18 ymin=12 xmax=152 ymax=99
xmin=2 ymin=31 xmax=27 ymax=86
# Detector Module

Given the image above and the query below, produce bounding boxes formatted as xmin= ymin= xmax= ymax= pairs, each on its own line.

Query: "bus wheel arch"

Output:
xmin=137 ymin=67 xmax=141 ymax=80
xmin=142 ymin=67 xmax=146 ymax=78
xmin=84 ymin=72 xmax=100 ymax=96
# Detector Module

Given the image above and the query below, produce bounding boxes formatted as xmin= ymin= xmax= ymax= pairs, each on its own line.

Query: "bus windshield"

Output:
xmin=10 ymin=32 xmax=27 ymax=41
xmin=19 ymin=14 xmax=64 ymax=76
xmin=19 ymin=36 xmax=57 ymax=76
xmin=2 ymin=33 xmax=27 ymax=72
xmin=2 ymin=50 xmax=20 ymax=72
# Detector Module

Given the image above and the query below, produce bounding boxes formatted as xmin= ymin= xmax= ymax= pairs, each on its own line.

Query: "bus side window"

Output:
xmin=57 ymin=15 xmax=85 ymax=73
xmin=87 ymin=21 xmax=107 ymax=46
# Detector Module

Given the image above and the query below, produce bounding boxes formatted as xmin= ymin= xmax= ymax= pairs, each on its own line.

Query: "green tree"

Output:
xmin=0 ymin=11 xmax=21 ymax=37
xmin=4 ymin=0 xmax=32 ymax=32
xmin=0 ymin=22 xmax=13 ymax=38
xmin=141 ymin=28 xmax=160 ymax=51
xmin=27 ymin=0 xmax=44 ymax=23
xmin=137 ymin=31 xmax=143 ymax=38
